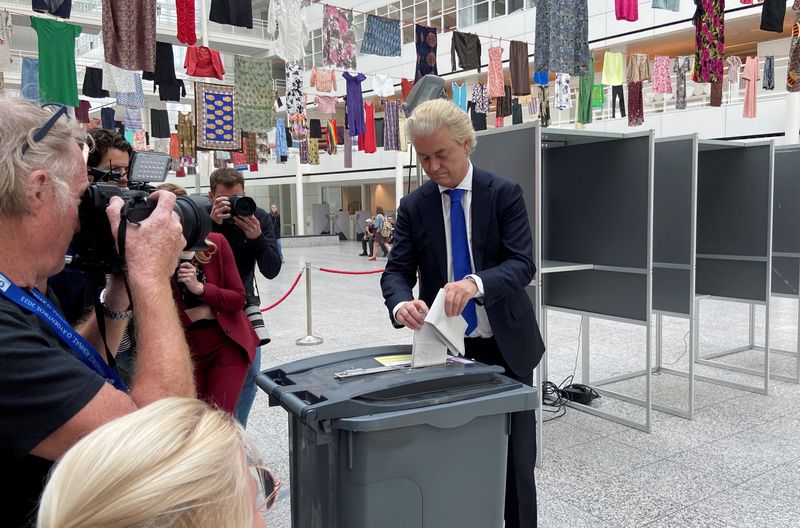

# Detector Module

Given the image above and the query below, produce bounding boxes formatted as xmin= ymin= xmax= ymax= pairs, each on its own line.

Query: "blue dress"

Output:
xmin=342 ymin=72 xmax=366 ymax=136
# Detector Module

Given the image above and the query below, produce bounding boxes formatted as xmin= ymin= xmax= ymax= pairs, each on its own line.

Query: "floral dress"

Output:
xmin=533 ymin=0 xmax=589 ymax=76
xmin=323 ymin=5 xmax=356 ymax=70
xmin=487 ymin=45 xmax=505 ymax=97
xmin=692 ymin=0 xmax=725 ymax=83
xmin=788 ymin=3 xmax=800 ymax=92
xmin=415 ymin=25 xmax=438 ymax=81
xmin=555 ymin=73 xmax=572 ymax=110
xmin=651 ymin=55 xmax=673 ymax=94
xmin=472 ymin=83 xmax=489 ymax=113
xmin=285 ymin=63 xmax=304 ymax=114
xmin=673 ymin=56 xmax=692 ymax=109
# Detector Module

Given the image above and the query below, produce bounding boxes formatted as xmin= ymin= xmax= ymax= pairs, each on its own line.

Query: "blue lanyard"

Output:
xmin=0 ymin=271 xmax=128 ymax=392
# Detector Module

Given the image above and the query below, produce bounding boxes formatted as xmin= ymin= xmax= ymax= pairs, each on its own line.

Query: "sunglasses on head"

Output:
xmin=252 ymin=462 xmax=282 ymax=512
xmin=20 ymin=104 xmax=87 ymax=156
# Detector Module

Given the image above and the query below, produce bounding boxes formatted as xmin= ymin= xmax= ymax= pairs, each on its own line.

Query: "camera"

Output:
xmin=226 ymin=194 xmax=257 ymax=218
xmin=176 ymin=255 xmax=206 ymax=309
xmin=69 ymin=151 xmax=212 ymax=274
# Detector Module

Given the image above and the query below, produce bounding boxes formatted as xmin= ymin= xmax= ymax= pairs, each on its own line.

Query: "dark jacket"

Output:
xmin=211 ymin=206 xmax=281 ymax=302
xmin=380 ymin=166 xmax=545 ymax=377
xmin=269 ymin=212 xmax=281 ymax=239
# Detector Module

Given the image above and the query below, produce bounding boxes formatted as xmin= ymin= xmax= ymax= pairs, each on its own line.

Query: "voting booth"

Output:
xmin=257 ymin=345 xmax=537 ymax=528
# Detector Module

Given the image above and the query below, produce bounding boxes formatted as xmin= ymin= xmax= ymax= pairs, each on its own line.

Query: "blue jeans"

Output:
xmin=234 ymin=346 xmax=261 ymax=427
xmin=276 ymin=238 xmax=284 ymax=260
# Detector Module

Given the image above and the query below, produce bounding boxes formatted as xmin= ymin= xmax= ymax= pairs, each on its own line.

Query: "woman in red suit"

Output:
xmin=173 ymin=231 xmax=258 ymax=413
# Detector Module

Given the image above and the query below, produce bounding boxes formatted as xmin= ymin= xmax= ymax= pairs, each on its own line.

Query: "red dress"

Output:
xmin=176 ymin=0 xmax=197 ymax=45
xmin=358 ymin=103 xmax=377 ymax=154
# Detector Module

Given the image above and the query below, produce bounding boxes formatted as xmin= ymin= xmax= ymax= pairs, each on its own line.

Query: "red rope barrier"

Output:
xmin=260 ymin=270 xmax=304 ymax=312
xmin=317 ymin=267 xmax=385 ymax=275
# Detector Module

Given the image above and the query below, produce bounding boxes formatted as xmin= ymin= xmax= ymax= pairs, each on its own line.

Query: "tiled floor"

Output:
xmin=251 ymin=242 xmax=800 ymax=527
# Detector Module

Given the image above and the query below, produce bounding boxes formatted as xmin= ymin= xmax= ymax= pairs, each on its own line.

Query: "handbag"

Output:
xmin=245 ymin=281 xmax=271 ymax=346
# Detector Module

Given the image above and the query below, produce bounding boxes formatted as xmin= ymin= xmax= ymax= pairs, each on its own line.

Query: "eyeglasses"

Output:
xmin=20 ymin=104 xmax=70 ymax=155
xmin=251 ymin=463 xmax=282 ymax=512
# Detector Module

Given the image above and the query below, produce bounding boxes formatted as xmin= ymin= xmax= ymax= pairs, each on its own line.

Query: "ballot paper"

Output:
xmin=411 ymin=288 xmax=467 ymax=368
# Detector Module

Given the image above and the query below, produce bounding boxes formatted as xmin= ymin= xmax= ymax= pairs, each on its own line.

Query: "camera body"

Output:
xmin=69 ymin=152 xmax=212 ymax=274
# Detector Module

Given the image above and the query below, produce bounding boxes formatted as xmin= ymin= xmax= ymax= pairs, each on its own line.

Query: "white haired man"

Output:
xmin=0 ymin=100 xmax=195 ymax=526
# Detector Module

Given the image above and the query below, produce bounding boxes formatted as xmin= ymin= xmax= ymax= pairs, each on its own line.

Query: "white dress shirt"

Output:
xmin=394 ymin=161 xmax=493 ymax=338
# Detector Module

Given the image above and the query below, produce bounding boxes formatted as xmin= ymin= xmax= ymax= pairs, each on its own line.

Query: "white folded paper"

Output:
xmin=411 ymin=288 xmax=467 ymax=368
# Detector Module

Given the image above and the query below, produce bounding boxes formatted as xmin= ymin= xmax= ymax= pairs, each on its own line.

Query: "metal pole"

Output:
xmin=295 ymin=157 xmax=305 ymax=236
xmin=296 ymin=262 xmax=323 ymax=346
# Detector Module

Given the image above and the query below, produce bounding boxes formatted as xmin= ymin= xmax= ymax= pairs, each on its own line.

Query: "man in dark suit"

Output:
xmin=381 ymin=99 xmax=545 ymax=528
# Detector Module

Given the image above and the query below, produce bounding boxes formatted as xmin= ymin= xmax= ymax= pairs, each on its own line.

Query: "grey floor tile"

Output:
xmin=555 ymin=437 xmax=662 ymax=477
xmin=644 ymin=506 xmax=738 ymax=528
xmin=691 ymin=481 xmax=800 ymax=528
xmin=538 ymin=498 xmax=611 ymax=528
xmin=559 ymin=476 xmax=683 ymax=527
xmin=622 ymin=459 xmax=738 ymax=506
xmin=753 ymin=416 xmax=800 ymax=445
xmin=611 ymin=415 xmax=741 ymax=458
xmin=541 ymin=413 xmax=605 ymax=452
xmin=692 ymin=393 xmax=789 ymax=428
xmin=667 ymin=431 xmax=800 ymax=482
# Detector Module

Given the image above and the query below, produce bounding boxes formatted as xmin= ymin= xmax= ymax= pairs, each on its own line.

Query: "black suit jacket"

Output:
xmin=381 ymin=166 xmax=545 ymax=377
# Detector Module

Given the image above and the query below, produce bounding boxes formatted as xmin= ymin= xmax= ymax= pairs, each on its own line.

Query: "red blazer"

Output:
xmin=174 ymin=233 xmax=258 ymax=363
xmin=184 ymin=46 xmax=225 ymax=80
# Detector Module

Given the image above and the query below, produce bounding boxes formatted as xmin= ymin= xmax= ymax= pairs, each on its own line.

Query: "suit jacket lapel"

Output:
xmin=471 ymin=167 xmax=494 ymax=272
xmin=419 ymin=182 xmax=448 ymax=285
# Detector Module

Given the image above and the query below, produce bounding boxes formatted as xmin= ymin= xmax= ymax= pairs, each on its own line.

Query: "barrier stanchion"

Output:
xmin=296 ymin=261 xmax=323 ymax=346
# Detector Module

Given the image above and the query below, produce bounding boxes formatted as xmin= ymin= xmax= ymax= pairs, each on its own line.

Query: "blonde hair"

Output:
xmin=0 ymin=99 xmax=86 ymax=217
xmin=405 ymin=99 xmax=477 ymax=154
xmin=37 ymin=398 xmax=259 ymax=528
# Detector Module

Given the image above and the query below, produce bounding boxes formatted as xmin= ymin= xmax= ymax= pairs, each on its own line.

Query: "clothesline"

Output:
xmin=314 ymin=1 xmax=534 ymax=46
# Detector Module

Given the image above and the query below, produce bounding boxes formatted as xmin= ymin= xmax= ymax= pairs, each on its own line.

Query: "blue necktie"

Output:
xmin=445 ymin=189 xmax=478 ymax=335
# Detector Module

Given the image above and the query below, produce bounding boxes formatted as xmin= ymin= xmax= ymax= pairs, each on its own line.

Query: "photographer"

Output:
xmin=208 ymin=168 xmax=281 ymax=427
xmin=48 ymin=129 xmax=133 ymax=326
xmin=0 ymin=100 xmax=195 ymax=527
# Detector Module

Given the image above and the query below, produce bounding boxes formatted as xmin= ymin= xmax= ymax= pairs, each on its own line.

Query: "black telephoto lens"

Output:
xmin=229 ymin=195 xmax=257 ymax=217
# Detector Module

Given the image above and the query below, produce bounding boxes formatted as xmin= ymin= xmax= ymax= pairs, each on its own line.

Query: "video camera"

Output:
xmin=70 ymin=151 xmax=212 ymax=274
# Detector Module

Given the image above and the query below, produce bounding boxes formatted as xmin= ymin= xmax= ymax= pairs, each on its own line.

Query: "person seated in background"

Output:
xmin=360 ymin=218 xmax=389 ymax=257
xmin=37 ymin=397 xmax=281 ymax=528
xmin=167 ymin=184 xmax=259 ymax=414
xmin=368 ymin=207 xmax=391 ymax=261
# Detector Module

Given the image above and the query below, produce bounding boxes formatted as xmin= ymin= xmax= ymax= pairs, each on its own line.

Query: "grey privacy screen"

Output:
xmin=696 ymin=143 xmax=772 ymax=302
xmin=653 ymin=136 xmax=696 ymax=314
xmin=471 ymin=123 xmax=538 ymax=237
xmin=542 ymin=135 xmax=650 ymax=269
xmin=541 ymin=132 xmax=652 ymax=322
xmin=772 ymin=147 xmax=800 ymax=296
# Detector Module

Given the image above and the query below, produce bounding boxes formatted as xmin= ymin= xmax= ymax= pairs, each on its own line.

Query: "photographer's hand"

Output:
xmin=210 ymin=196 xmax=231 ymax=225
xmin=176 ymin=262 xmax=204 ymax=296
xmin=106 ymin=191 xmax=186 ymax=284
xmin=233 ymin=215 xmax=262 ymax=240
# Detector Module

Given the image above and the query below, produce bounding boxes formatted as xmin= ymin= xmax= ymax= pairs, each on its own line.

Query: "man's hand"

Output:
xmin=210 ymin=195 xmax=231 ymax=225
xmin=443 ymin=278 xmax=478 ymax=317
xmin=233 ymin=215 xmax=262 ymax=239
xmin=395 ymin=300 xmax=429 ymax=330
xmin=106 ymin=191 xmax=185 ymax=285
xmin=176 ymin=262 xmax=204 ymax=295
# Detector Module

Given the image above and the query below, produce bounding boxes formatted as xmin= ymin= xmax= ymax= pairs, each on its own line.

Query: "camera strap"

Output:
xmin=0 ymin=271 xmax=129 ymax=392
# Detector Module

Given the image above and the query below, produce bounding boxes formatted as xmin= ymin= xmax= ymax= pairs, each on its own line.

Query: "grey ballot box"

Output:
xmin=256 ymin=345 xmax=537 ymax=528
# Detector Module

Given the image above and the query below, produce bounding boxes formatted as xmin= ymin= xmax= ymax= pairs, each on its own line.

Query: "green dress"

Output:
xmin=576 ymin=53 xmax=595 ymax=125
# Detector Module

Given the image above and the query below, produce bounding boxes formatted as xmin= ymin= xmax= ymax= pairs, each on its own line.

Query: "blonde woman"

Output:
xmin=37 ymin=397 xmax=281 ymax=528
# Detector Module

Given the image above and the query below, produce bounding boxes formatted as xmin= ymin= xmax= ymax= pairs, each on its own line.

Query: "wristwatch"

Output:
xmin=102 ymin=304 xmax=134 ymax=320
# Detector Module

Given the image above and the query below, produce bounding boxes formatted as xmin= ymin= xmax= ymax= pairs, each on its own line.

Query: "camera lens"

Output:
xmin=174 ymin=195 xmax=213 ymax=251
xmin=230 ymin=195 xmax=257 ymax=217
